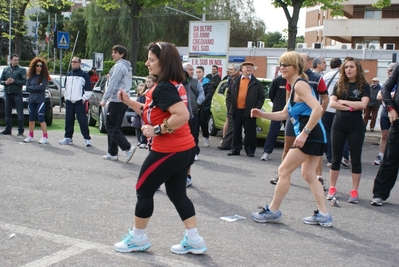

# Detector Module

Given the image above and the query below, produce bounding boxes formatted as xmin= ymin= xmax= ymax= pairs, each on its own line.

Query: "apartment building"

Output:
xmin=303 ymin=0 xmax=399 ymax=50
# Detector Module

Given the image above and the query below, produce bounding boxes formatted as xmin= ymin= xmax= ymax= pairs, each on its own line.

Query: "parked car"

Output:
xmin=208 ymin=78 xmax=285 ymax=139
xmin=87 ymin=75 xmax=145 ymax=133
xmin=0 ymin=66 xmax=53 ymax=126
xmin=49 ymin=74 xmax=66 ymax=107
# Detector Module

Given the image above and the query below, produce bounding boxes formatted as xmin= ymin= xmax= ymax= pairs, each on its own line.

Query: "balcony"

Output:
xmin=324 ymin=19 xmax=399 ymax=39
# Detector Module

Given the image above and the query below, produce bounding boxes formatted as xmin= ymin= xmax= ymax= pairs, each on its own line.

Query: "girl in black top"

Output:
xmin=327 ymin=57 xmax=370 ymax=204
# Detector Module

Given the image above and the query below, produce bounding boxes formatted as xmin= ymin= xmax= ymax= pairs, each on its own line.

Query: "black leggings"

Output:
xmin=135 ymin=147 xmax=195 ymax=221
xmin=331 ymin=127 xmax=364 ymax=173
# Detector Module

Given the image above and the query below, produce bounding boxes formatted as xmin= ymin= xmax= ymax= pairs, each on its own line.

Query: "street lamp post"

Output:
xmin=9 ymin=0 xmax=12 ymax=59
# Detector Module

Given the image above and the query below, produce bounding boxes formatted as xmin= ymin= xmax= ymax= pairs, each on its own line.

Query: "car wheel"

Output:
xmin=87 ymin=108 xmax=96 ymax=127
xmin=208 ymin=114 xmax=218 ymax=136
xmin=45 ymin=109 xmax=53 ymax=126
xmin=99 ymin=109 xmax=107 ymax=133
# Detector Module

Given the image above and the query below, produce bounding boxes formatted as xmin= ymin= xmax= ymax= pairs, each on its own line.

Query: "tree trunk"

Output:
xmin=129 ymin=1 xmax=141 ymax=75
xmin=14 ymin=2 xmax=28 ymax=57
xmin=285 ymin=1 xmax=302 ymax=50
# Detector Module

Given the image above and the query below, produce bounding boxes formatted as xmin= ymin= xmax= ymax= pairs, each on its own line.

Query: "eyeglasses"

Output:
xmin=388 ymin=69 xmax=394 ymax=73
xmin=279 ymin=63 xmax=291 ymax=68
xmin=36 ymin=64 xmax=43 ymax=68
xmin=71 ymin=61 xmax=79 ymax=63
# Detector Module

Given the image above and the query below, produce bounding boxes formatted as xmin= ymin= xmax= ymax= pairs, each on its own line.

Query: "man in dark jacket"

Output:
xmin=363 ymin=77 xmax=381 ymax=131
xmin=371 ymin=63 xmax=399 ymax=206
xmin=0 ymin=54 xmax=27 ymax=135
xmin=260 ymin=75 xmax=286 ymax=161
xmin=226 ymin=61 xmax=265 ymax=157
xmin=206 ymin=65 xmax=221 ymax=91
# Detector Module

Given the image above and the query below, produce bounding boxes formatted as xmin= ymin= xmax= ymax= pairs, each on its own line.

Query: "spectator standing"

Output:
xmin=206 ymin=65 xmax=221 ymax=91
xmin=363 ymin=77 xmax=381 ymax=132
xmin=58 ymin=57 xmax=92 ymax=147
xmin=313 ymin=57 xmax=327 ymax=74
xmin=114 ymin=41 xmax=207 ymax=255
xmin=226 ymin=61 xmax=265 ymax=157
xmin=89 ymin=67 xmax=99 ymax=88
xmin=260 ymin=75 xmax=287 ymax=161
xmin=327 ymin=57 xmax=370 ymax=204
xmin=251 ymin=51 xmax=332 ymax=227
xmin=23 ymin=58 xmax=50 ymax=144
xmin=217 ymin=64 xmax=241 ymax=150
xmin=0 ymin=54 xmax=27 ymax=136
xmin=373 ymin=63 xmax=398 ymax=165
xmin=196 ymin=66 xmax=214 ymax=147
xmin=100 ymin=45 xmax=136 ymax=162
xmin=370 ymin=63 xmax=399 ymax=206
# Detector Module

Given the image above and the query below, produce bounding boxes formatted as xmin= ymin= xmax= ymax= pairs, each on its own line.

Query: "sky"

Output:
xmin=253 ymin=0 xmax=306 ymax=36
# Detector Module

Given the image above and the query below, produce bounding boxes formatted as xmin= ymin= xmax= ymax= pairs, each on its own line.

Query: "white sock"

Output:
xmin=379 ymin=152 xmax=384 ymax=158
xmin=132 ymin=227 xmax=145 ymax=239
xmin=186 ymin=228 xmax=200 ymax=241
xmin=319 ymin=211 xmax=329 ymax=216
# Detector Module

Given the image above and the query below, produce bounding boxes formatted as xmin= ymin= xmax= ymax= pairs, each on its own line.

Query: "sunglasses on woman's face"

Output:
xmin=279 ymin=63 xmax=291 ymax=68
xmin=36 ymin=64 xmax=43 ymax=68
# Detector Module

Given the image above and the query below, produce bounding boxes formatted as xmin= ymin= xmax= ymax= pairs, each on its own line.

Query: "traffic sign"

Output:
xmin=57 ymin=32 xmax=70 ymax=49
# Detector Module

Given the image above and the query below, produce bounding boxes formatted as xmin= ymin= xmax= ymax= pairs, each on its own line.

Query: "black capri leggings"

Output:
xmin=331 ymin=127 xmax=365 ymax=173
xmin=135 ymin=147 xmax=195 ymax=221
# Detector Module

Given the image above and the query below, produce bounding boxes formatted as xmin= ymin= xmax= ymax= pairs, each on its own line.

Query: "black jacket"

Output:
xmin=382 ymin=64 xmax=399 ymax=111
xmin=226 ymin=75 xmax=265 ymax=117
xmin=0 ymin=64 xmax=27 ymax=94
xmin=268 ymin=75 xmax=287 ymax=112
xmin=206 ymin=73 xmax=221 ymax=91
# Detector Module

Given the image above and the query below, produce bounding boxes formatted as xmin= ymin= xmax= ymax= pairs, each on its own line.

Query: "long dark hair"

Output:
xmin=336 ymin=57 xmax=367 ymax=98
xmin=147 ymin=41 xmax=185 ymax=83
xmin=28 ymin=57 xmax=49 ymax=84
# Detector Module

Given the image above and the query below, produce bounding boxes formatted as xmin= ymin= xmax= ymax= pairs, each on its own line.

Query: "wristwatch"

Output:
xmin=154 ymin=125 xmax=162 ymax=135
xmin=303 ymin=127 xmax=312 ymax=135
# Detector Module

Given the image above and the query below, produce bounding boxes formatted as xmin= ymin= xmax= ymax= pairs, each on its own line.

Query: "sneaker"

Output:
xmin=260 ymin=152 xmax=270 ymax=161
xmin=38 ymin=137 xmax=49 ymax=144
xmin=171 ymin=232 xmax=207 ymax=255
xmin=85 ymin=139 xmax=91 ymax=147
xmin=318 ymin=176 xmax=327 ymax=191
xmin=17 ymin=132 xmax=24 ymax=136
xmin=58 ymin=138 xmax=73 ymax=145
xmin=139 ymin=143 xmax=146 ymax=149
xmin=373 ymin=155 xmax=382 ymax=165
xmin=341 ymin=157 xmax=350 ymax=168
xmin=103 ymin=153 xmax=118 ymax=161
xmin=302 ymin=210 xmax=333 ymax=228
xmin=348 ymin=189 xmax=359 ymax=204
xmin=370 ymin=197 xmax=386 ymax=206
xmin=23 ymin=136 xmax=34 ymax=143
xmin=251 ymin=205 xmax=282 ymax=223
xmin=126 ymin=145 xmax=137 ymax=163
xmin=270 ymin=177 xmax=279 ymax=185
xmin=114 ymin=230 xmax=151 ymax=253
xmin=1 ymin=130 xmax=11 ymax=135
xmin=326 ymin=162 xmax=332 ymax=167
xmin=194 ymin=154 xmax=199 ymax=161
xmin=326 ymin=187 xmax=337 ymax=200
xmin=203 ymin=137 xmax=209 ymax=147
xmin=370 ymin=128 xmax=374 ymax=132
xmin=186 ymin=177 xmax=192 ymax=187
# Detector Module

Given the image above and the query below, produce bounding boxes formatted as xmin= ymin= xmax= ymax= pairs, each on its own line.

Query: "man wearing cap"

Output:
xmin=364 ymin=77 xmax=381 ymax=132
xmin=226 ymin=61 xmax=265 ymax=157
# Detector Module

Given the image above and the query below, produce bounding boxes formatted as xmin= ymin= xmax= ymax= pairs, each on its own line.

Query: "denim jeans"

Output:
xmin=263 ymin=120 xmax=284 ymax=154
xmin=4 ymin=93 xmax=24 ymax=133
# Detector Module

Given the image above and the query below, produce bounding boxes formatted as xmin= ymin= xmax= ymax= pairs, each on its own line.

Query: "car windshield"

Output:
xmin=260 ymin=81 xmax=270 ymax=99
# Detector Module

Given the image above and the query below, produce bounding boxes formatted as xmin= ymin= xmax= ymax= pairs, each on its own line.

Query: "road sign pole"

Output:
xmin=59 ymin=49 xmax=62 ymax=112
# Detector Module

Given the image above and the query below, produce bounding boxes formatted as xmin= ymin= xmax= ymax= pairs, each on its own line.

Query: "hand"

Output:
xmin=251 ymin=108 xmax=262 ymax=118
xmin=388 ymin=109 xmax=398 ymax=123
xmin=141 ymin=125 xmax=155 ymax=138
xmin=292 ymin=132 xmax=308 ymax=148
xmin=100 ymin=102 xmax=106 ymax=107
xmin=118 ymin=89 xmax=129 ymax=103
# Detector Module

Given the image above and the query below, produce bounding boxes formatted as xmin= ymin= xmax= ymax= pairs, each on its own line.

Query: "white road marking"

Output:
xmin=0 ymin=222 xmax=202 ymax=267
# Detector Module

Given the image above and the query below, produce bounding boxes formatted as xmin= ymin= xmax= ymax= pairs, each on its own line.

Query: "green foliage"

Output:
xmin=373 ymin=0 xmax=392 ymax=8
xmin=101 ymin=60 xmax=148 ymax=77
xmin=101 ymin=60 xmax=115 ymax=75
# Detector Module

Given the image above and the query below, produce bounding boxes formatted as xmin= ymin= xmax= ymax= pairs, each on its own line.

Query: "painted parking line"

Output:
xmin=1 ymin=222 xmax=201 ymax=267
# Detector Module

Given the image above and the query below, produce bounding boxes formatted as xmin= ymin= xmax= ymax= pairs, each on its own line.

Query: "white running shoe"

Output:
xmin=38 ymin=137 xmax=49 ymax=144
xmin=203 ymin=137 xmax=209 ymax=147
xmin=23 ymin=136 xmax=34 ymax=143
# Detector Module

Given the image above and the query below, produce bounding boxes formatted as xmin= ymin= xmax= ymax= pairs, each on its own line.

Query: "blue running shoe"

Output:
xmin=251 ymin=205 xmax=282 ymax=223
xmin=302 ymin=210 xmax=333 ymax=228
xmin=171 ymin=233 xmax=207 ymax=254
xmin=114 ymin=229 xmax=151 ymax=253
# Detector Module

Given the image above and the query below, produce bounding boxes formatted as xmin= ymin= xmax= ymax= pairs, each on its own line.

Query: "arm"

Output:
xmin=0 ymin=68 xmax=6 ymax=85
xmin=251 ymin=104 xmax=289 ymax=121
xmin=203 ymin=83 xmax=215 ymax=107
xmin=82 ymin=73 xmax=93 ymax=101
xmin=268 ymin=78 xmax=278 ymax=102
xmin=13 ymin=68 xmax=27 ymax=86
xmin=320 ymin=93 xmax=329 ymax=113
xmin=118 ymin=89 xmax=144 ymax=114
xmin=102 ymin=65 xmax=123 ymax=104
xmin=197 ymin=81 xmax=205 ymax=105
xmin=26 ymin=78 xmax=48 ymax=92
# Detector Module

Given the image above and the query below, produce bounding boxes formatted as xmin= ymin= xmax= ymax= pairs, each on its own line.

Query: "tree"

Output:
xmin=262 ymin=31 xmax=286 ymax=48
xmin=271 ymin=0 xmax=345 ymax=50
xmin=67 ymin=7 xmax=87 ymax=57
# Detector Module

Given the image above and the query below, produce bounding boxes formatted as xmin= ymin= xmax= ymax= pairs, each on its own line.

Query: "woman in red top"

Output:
xmin=114 ymin=42 xmax=207 ymax=255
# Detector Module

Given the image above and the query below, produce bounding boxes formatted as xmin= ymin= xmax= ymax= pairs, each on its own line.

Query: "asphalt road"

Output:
xmin=0 ymin=130 xmax=398 ymax=267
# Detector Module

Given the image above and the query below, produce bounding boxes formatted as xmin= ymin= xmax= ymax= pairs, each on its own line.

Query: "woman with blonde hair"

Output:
xmin=326 ymin=57 xmax=370 ymax=203
xmin=251 ymin=51 xmax=332 ymax=227
xmin=23 ymin=57 xmax=50 ymax=144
